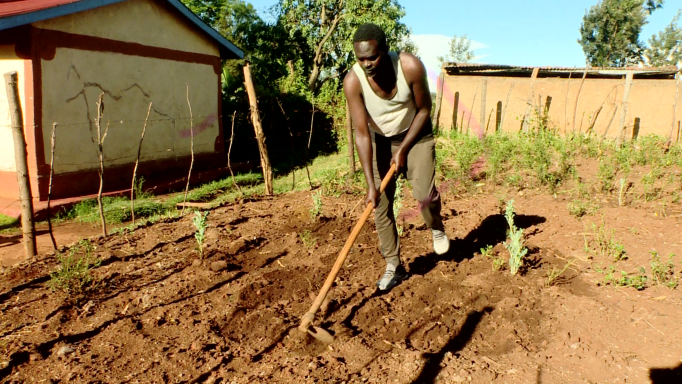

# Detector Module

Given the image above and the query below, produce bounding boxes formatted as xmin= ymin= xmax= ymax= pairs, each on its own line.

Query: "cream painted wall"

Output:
xmin=437 ymin=72 xmax=682 ymax=139
xmin=41 ymin=47 xmax=219 ymax=174
xmin=0 ymin=46 xmax=28 ymax=173
xmin=34 ymin=0 xmax=219 ymax=57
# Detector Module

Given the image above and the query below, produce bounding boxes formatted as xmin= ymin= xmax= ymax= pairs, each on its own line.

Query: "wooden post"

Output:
xmin=466 ymin=87 xmax=478 ymax=135
xmin=228 ymin=111 xmax=243 ymax=196
xmin=181 ymin=84 xmax=194 ymax=215
xmin=521 ymin=68 xmax=539 ymax=131
xmin=47 ymin=122 xmax=57 ymax=250
xmin=452 ymin=92 xmax=459 ymax=131
xmin=479 ymin=78 xmax=487 ymax=136
xmin=345 ymin=101 xmax=355 ymax=178
xmin=433 ymin=72 xmax=444 ymax=131
xmin=564 ymin=72 xmax=572 ymax=135
xmin=95 ymin=93 xmax=108 ymax=237
xmin=131 ymin=102 xmax=152 ymax=225
xmin=617 ymin=71 xmax=634 ymax=146
xmin=676 ymin=121 xmax=681 ymax=144
xmin=543 ymin=95 xmax=553 ymax=128
xmin=4 ymin=72 xmax=36 ymax=258
xmin=572 ymin=70 xmax=588 ymax=134
xmin=667 ymin=72 xmax=680 ymax=145
xmin=243 ymin=62 xmax=273 ymax=195
xmin=632 ymin=117 xmax=640 ymax=141
xmin=495 ymin=101 xmax=502 ymax=132
xmin=499 ymin=83 xmax=514 ymax=133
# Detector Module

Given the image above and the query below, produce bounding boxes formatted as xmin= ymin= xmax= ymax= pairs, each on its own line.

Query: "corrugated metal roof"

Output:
xmin=0 ymin=0 xmax=244 ymax=59
xmin=442 ymin=62 xmax=679 ymax=75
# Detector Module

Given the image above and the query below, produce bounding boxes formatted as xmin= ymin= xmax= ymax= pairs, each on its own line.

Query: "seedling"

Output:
xmin=480 ymin=245 xmax=504 ymax=271
xmin=650 ymin=251 xmax=678 ymax=289
xmin=584 ymin=220 xmax=626 ymax=262
xmin=567 ymin=199 xmax=596 ymax=218
xmin=300 ymin=230 xmax=317 ymax=248
xmin=545 ymin=259 xmax=575 ymax=287
xmin=48 ymin=240 xmax=101 ymax=293
xmin=596 ymin=265 xmax=648 ymax=290
xmin=192 ymin=211 xmax=209 ymax=259
xmin=503 ymin=200 xmax=528 ymax=275
xmin=310 ymin=190 xmax=323 ymax=220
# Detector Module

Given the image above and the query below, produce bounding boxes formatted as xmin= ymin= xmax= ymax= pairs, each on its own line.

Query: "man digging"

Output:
xmin=344 ymin=23 xmax=450 ymax=292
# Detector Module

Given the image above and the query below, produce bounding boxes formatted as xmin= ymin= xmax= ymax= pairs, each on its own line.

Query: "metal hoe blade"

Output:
xmin=305 ymin=325 xmax=334 ymax=344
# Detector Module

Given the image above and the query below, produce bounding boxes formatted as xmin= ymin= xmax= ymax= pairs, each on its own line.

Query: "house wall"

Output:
xmin=3 ymin=0 xmax=225 ymax=200
xmin=436 ymin=71 xmax=682 ymax=140
xmin=0 ymin=45 xmax=31 ymax=198
xmin=32 ymin=0 xmax=218 ymax=56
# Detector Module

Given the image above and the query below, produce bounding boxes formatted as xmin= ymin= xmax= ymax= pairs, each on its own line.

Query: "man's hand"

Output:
xmin=390 ymin=147 xmax=407 ymax=174
xmin=365 ymin=187 xmax=380 ymax=208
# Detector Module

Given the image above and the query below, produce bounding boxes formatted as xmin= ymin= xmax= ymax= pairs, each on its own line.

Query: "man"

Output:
xmin=344 ymin=23 xmax=450 ymax=292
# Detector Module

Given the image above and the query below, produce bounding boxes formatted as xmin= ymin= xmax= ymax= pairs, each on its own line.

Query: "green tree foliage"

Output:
xmin=277 ymin=0 xmax=412 ymax=91
xmin=643 ymin=10 xmax=682 ymax=66
xmin=578 ymin=0 xmax=664 ymax=67
xmin=437 ymin=34 xmax=475 ymax=65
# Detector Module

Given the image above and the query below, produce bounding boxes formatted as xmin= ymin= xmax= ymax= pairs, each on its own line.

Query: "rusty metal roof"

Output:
xmin=442 ymin=62 xmax=680 ymax=76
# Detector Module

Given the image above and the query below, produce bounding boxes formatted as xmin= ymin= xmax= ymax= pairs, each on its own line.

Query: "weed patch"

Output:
xmin=650 ymin=251 xmax=678 ymax=289
xmin=48 ymin=240 xmax=100 ymax=293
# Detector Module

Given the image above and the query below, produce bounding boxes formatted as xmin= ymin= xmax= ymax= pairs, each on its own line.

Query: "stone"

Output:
xmin=57 ymin=345 xmax=74 ymax=357
xmin=211 ymin=261 xmax=228 ymax=272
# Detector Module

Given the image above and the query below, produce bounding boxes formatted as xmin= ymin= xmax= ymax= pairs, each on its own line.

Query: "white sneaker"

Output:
xmin=432 ymin=229 xmax=450 ymax=255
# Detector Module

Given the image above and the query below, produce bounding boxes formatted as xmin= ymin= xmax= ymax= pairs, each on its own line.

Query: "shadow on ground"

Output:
xmin=650 ymin=363 xmax=682 ymax=383
xmin=409 ymin=214 xmax=546 ymax=275
xmin=411 ymin=307 xmax=493 ymax=384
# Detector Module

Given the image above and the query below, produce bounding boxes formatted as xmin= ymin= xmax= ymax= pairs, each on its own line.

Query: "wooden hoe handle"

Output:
xmin=299 ymin=164 xmax=397 ymax=332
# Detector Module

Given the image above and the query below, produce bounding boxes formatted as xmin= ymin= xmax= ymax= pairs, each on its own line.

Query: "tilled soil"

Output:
xmin=1 ymin=186 xmax=682 ymax=383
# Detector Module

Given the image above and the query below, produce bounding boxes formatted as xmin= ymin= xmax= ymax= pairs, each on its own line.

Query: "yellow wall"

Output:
xmin=0 ymin=46 xmax=28 ymax=173
xmin=41 ymin=47 xmax=219 ymax=174
xmin=33 ymin=0 xmax=219 ymax=56
xmin=437 ymin=71 xmax=682 ymax=139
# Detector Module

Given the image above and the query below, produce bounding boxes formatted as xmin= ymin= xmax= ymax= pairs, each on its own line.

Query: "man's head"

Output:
xmin=353 ymin=23 xmax=389 ymax=78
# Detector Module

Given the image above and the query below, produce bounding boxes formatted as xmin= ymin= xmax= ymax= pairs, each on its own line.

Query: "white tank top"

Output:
xmin=352 ymin=52 xmax=417 ymax=137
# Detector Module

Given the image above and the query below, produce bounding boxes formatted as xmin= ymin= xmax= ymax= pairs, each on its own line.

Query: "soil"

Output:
xmin=1 ymin=182 xmax=682 ymax=383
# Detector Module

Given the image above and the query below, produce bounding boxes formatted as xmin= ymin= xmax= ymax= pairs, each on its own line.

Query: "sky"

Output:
xmin=243 ymin=0 xmax=681 ymax=90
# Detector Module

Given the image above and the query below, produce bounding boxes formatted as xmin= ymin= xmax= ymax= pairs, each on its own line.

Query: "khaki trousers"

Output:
xmin=371 ymin=128 xmax=443 ymax=265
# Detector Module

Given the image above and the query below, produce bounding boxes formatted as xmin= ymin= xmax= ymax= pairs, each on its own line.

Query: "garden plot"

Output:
xmin=1 ymin=180 xmax=681 ymax=383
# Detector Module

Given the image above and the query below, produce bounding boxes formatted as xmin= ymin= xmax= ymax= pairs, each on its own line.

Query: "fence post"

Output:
xmin=4 ymin=71 xmax=36 ymax=259
xmin=243 ymin=62 xmax=273 ymax=195
xmin=617 ymin=71 xmax=634 ymax=146
xmin=345 ymin=101 xmax=355 ymax=178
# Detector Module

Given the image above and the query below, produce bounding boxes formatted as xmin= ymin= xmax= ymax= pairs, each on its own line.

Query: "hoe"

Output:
xmin=299 ymin=164 xmax=396 ymax=344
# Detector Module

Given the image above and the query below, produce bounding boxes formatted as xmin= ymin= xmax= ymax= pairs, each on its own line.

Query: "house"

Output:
xmin=434 ymin=63 xmax=681 ymax=141
xmin=0 ymin=0 xmax=244 ymax=201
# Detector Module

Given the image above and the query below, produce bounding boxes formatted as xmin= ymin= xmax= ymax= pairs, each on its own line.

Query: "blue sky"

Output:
xmin=245 ymin=0 xmax=681 ymax=88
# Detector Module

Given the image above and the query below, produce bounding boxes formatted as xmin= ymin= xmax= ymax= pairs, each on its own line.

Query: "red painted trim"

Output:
xmin=33 ymin=28 xmax=222 ymax=74
xmin=34 ymin=152 xmax=228 ymax=200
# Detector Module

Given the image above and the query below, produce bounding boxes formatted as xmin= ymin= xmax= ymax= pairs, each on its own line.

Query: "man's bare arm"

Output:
xmin=344 ymin=70 xmax=379 ymax=207
xmin=391 ymin=53 xmax=432 ymax=171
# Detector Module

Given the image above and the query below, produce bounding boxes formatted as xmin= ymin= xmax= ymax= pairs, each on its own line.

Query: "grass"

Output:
xmin=584 ymin=220 xmax=627 ymax=262
xmin=0 ymin=214 xmax=18 ymax=232
xmin=545 ymin=259 xmax=575 ymax=287
xmin=595 ymin=265 xmax=648 ymax=290
xmin=480 ymin=245 xmax=504 ymax=271
xmin=47 ymin=239 xmax=100 ymax=294
xmin=299 ymin=230 xmax=317 ymax=248
xmin=309 ymin=190 xmax=323 ymax=221
xmin=650 ymin=251 xmax=678 ymax=289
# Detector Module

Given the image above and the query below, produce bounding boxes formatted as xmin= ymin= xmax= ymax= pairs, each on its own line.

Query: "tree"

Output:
xmin=578 ymin=0 xmax=664 ymax=67
xmin=643 ymin=10 xmax=682 ymax=66
xmin=181 ymin=0 xmax=226 ymax=29
xmin=277 ymin=0 xmax=412 ymax=92
xmin=437 ymin=34 xmax=475 ymax=65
